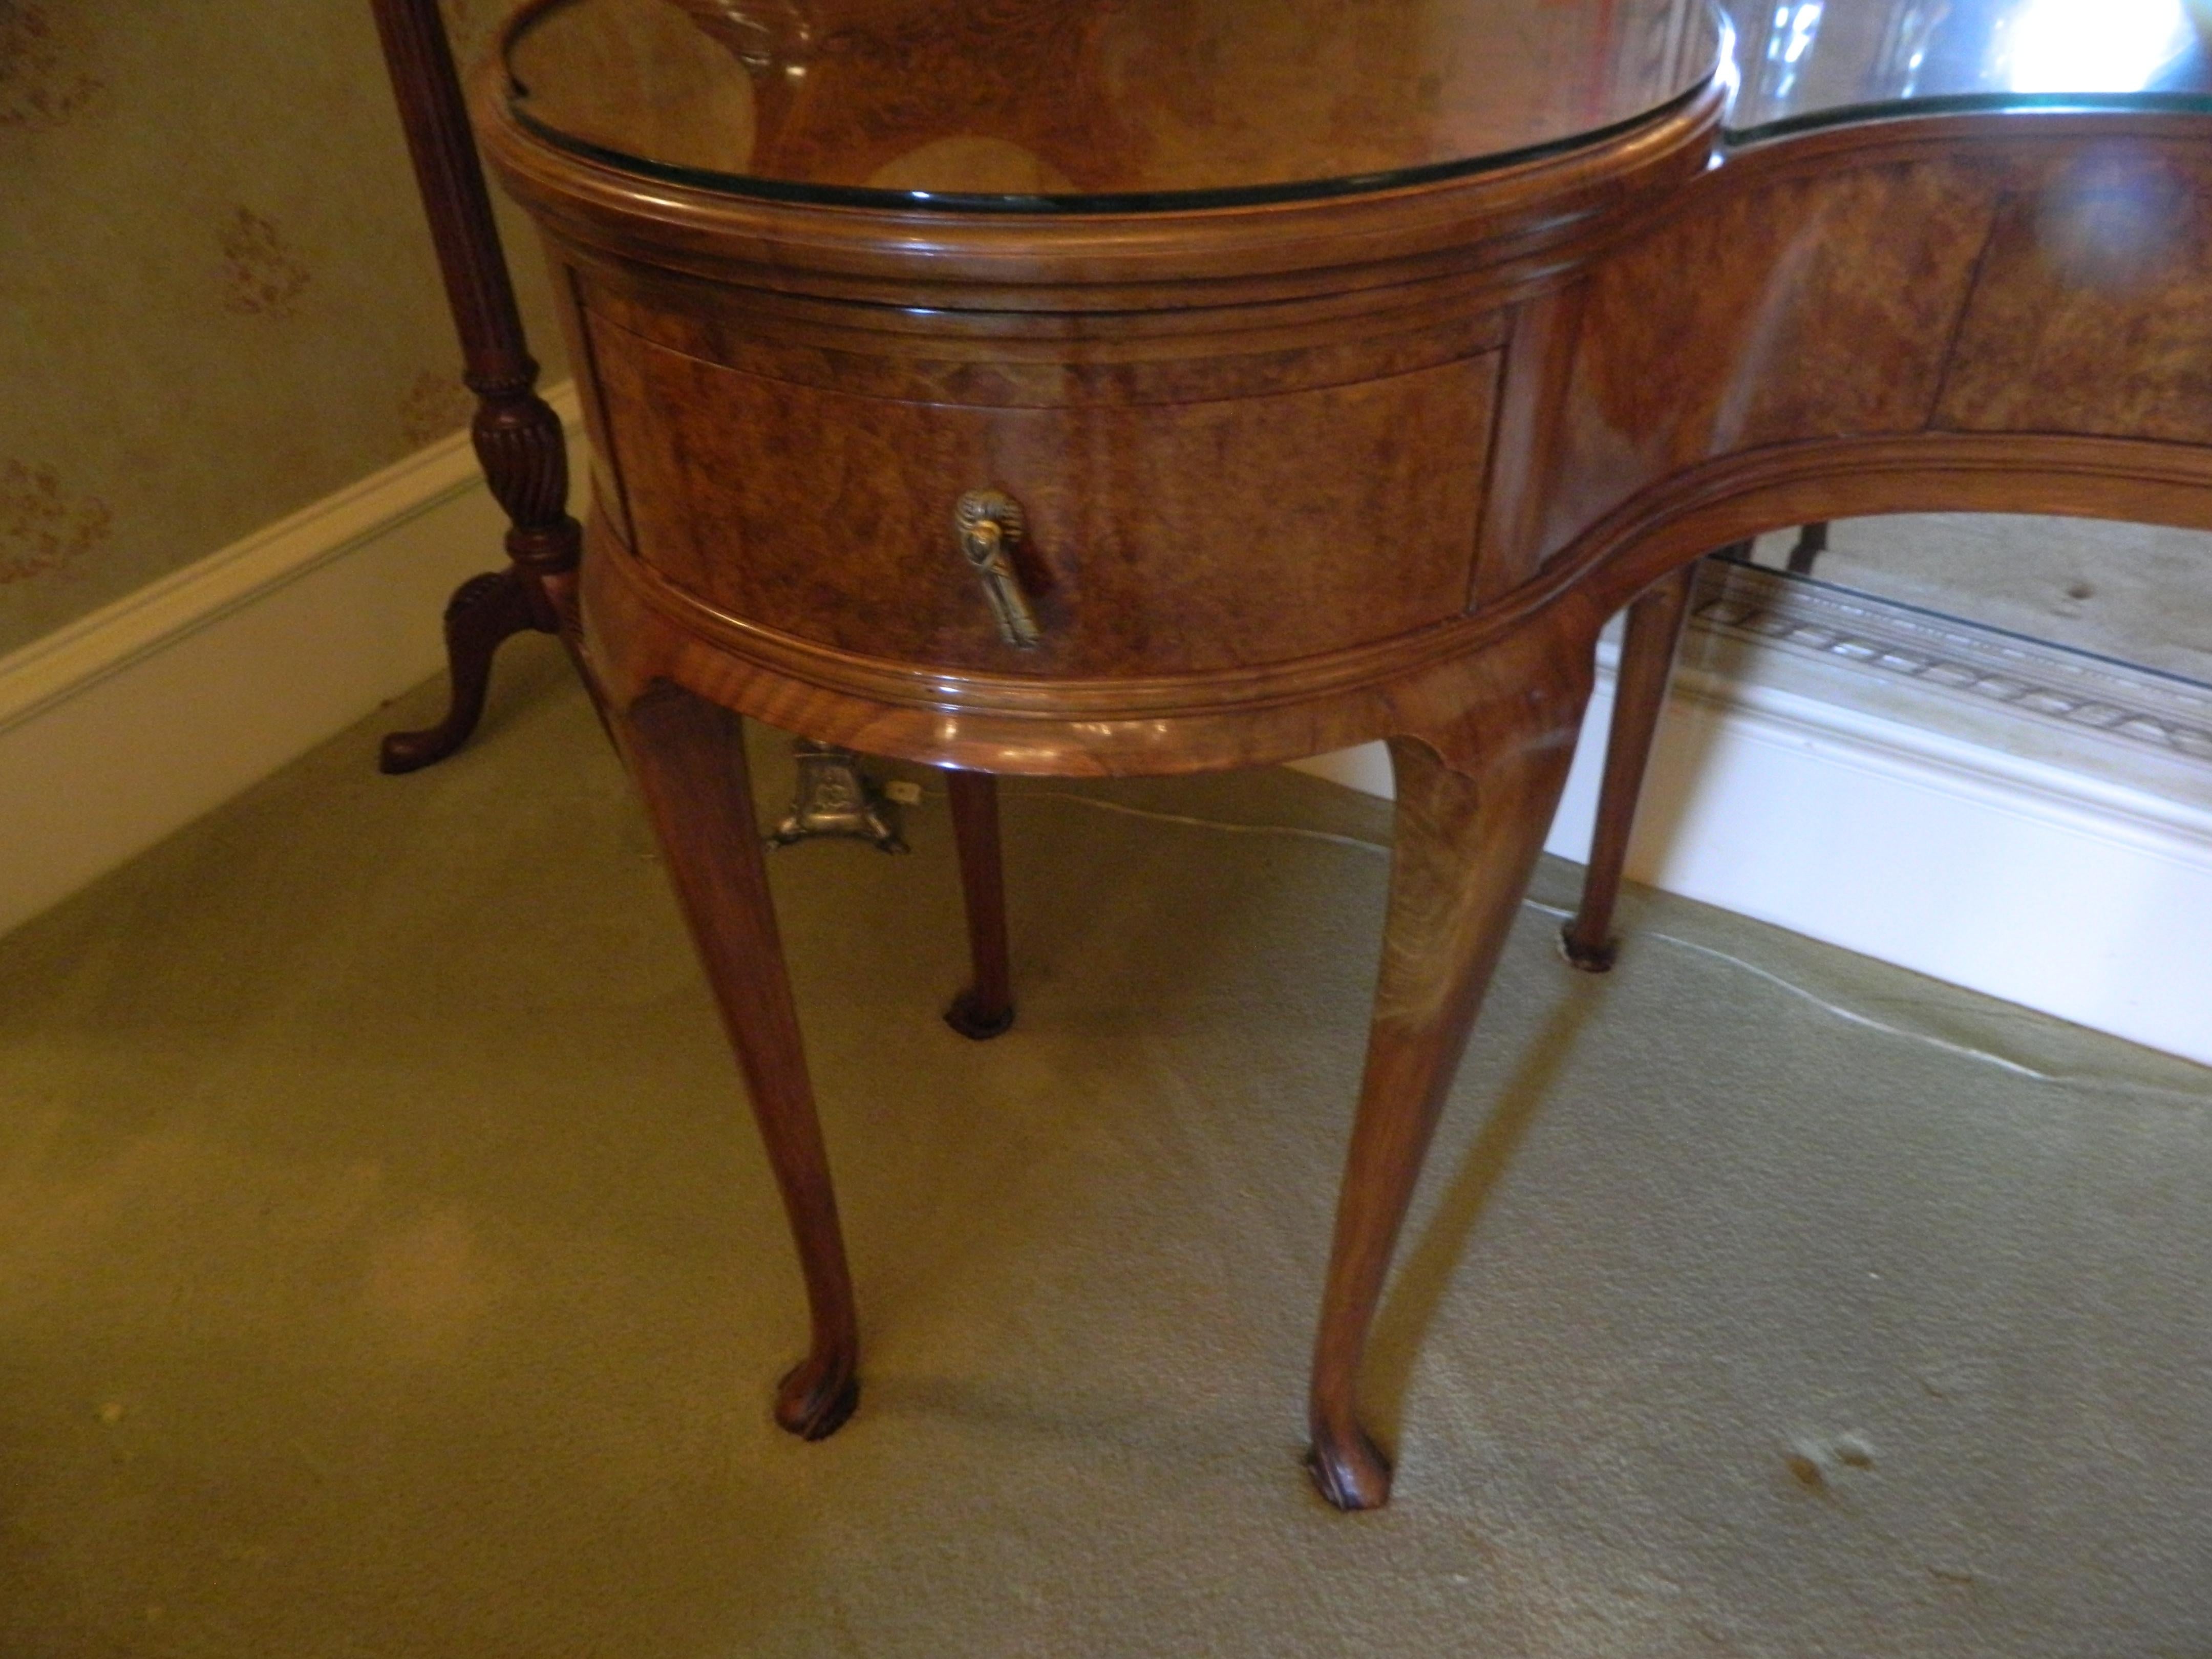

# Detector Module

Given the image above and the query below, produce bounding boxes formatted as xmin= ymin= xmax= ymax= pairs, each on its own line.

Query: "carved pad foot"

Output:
xmin=1306 ymin=1422 xmax=1393 ymax=1511
xmin=775 ymin=1353 xmax=861 ymax=1441
xmin=943 ymin=988 xmax=1016 ymax=1040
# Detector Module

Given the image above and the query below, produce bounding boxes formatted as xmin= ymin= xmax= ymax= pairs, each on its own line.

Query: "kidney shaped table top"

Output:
xmin=450 ymin=0 xmax=2212 ymax=1507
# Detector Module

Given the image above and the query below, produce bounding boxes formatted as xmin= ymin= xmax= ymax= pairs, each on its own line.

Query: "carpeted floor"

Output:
xmin=4 ymin=640 xmax=2210 ymax=1657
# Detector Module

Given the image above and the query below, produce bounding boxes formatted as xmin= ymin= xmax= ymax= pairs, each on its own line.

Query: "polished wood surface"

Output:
xmin=1545 ymin=118 xmax=2212 ymax=572
xmin=465 ymin=0 xmax=2212 ymax=1509
xmin=582 ymin=296 xmax=1503 ymax=674
xmin=617 ymin=683 xmax=860 ymax=1439
xmin=944 ymin=771 xmax=1016 ymax=1040
xmin=367 ymin=0 xmax=580 ymax=772
xmin=1307 ymin=621 xmax=1596 ymax=1509
xmin=1561 ymin=563 xmax=1696 ymax=973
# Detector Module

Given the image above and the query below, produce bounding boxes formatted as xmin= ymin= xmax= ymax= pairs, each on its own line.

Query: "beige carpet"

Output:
xmin=4 ymin=639 xmax=2210 ymax=1657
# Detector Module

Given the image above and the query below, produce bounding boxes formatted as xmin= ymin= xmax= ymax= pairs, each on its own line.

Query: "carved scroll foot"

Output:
xmin=942 ymin=770 xmax=1015 ymax=1039
xmin=1306 ymin=633 xmax=1593 ymax=1511
xmin=1306 ymin=1420 xmax=1394 ymax=1513
xmin=1561 ymin=561 xmax=1696 ymax=973
xmin=618 ymin=685 xmax=862 ymax=1442
xmin=776 ymin=1352 xmax=862 ymax=1440
xmin=379 ymin=564 xmax=550 ymax=774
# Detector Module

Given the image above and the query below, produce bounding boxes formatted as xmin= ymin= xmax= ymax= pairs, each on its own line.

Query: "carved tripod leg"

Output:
xmin=943 ymin=770 xmax=1016 ymax=1039
xmin=1561 ymin=561 xmax=1697 ymax=971
xmin=370 ymin=0 xmax=581 ymax=773
xmin=618 ymin=684 xmax=860 ymax=1439
xmin=1307 ymin=644 xmax=1592 ymax=1511
xmin=379 ymin=566 xmax=553 ymax=774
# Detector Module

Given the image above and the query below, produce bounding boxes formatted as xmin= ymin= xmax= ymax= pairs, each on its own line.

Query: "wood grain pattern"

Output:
xmin=1543 ymin=118 xmax=2212 ymax=571
xmin=575 ymin=264 xmax=1512 ymax=406
xmin=1307 ymin=610 xmax=1598 ymax=1509
xmin=587 ymin=315 xmax=1501 ymax=674
xmin=1938 ymin=150 xmax=2212 ymax=442
xmin=1543 ymin=155 xmax=2000 ymax=561
xmin=576 ymin=414 xmax=2212 ymax=784
xmin=478 ymin=49 xmax=2212 ymax=1509
xmin=616 ymin=683 xmax=861 ymax=1441
xmin=673 ymin=0 xmax=1139 ymax=193
xmin=1473 ymin=281 xmax=1587 ymax=605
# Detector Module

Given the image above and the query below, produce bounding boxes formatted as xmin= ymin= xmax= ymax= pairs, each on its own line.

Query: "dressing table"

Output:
xmin=372 ymin=0 xmax=2212 ymax=1507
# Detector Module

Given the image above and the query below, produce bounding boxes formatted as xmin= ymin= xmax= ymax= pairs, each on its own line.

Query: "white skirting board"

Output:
xmin=0 ymin=385 xmax=584 ymax=942
xmin=1292 ymin=643 xmax=2212 ymax=1068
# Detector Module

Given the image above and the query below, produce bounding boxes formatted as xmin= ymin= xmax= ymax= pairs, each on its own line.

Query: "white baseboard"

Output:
xmin=0 ymin=385 xmax=584 ymax=941
xmin=1292 ymin=617 xmax=2212 ymax=1068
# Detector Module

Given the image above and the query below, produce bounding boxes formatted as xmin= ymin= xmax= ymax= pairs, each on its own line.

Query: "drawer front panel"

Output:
xmin=588 ymin=315 xmax=1499 ymax=675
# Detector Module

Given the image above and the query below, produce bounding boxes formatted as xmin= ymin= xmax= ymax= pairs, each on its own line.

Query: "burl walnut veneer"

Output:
xmin=450 ymin=0 xmax=2212 ymax=1507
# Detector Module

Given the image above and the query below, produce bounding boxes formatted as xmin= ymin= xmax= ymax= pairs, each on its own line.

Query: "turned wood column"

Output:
xmin=368 ymin=0 xmax=582 ymax=773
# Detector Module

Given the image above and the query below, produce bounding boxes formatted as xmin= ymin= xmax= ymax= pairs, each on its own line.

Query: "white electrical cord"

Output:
xmin=999 ymin=786 xmax=2212 ymax=1109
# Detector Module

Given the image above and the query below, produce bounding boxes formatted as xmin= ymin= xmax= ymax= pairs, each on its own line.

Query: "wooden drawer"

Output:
xmin=584 ymin=312 xmax=1501 ymax=676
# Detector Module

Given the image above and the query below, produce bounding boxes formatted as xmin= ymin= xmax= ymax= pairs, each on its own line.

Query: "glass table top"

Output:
xmin=503 ymin=0 xmax=1727 ymax=209
xmin=1728 ymin=0 xmax=2212 ymax=138
xmin=501 ymin=0 xmax=2212 ymax=211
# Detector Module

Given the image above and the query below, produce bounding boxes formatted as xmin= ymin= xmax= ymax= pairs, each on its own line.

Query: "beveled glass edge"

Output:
xmin=496 ymin=0 xmax=2212 ymax=214
xmin=504 ymin=84 xmax=1718 ymax=215
xmin=1723 ymin=89 xmax=2212 ymax=147
xmin=497 ymin=0 xmax=1732 ymax=217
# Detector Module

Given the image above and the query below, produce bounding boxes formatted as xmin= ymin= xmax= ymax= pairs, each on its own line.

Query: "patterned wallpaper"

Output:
xmin=0 ymin=0 xmax=566 ymax=657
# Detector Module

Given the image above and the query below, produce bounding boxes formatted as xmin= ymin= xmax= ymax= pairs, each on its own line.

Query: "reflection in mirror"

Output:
xmin=507 ymin=0 xmax=759 ymax=174
xmin=2002 ymin=0 xmax=2194 ymax=92
xmin=1678 ymin=516 xmax=2212 ymax=818
xmin=1719 ymin=515 xmax=2212 ymax=685
xmin=1725 ymin=0 xmax=2212 ymax=132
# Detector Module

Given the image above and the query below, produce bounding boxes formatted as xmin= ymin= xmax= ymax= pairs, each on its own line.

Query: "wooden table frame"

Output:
xmin=375 ymin=0 xmax=2212 ymax=1509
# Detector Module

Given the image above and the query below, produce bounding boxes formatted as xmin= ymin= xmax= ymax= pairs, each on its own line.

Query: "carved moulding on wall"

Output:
xmin=1684 ymin=558 xmax=2212 ymax=771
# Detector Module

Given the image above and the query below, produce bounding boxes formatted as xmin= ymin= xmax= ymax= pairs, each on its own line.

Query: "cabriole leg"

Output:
xmin=943 ymin=770 xmax=1016 ymax=1040
xmin=1307 ymin=648 xmax=1592 ymax=1510
xmin=1561 ymin=560 xmax=1698 ymax=972
xmin=618 ymin=684 xmax=860 ymax=1439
